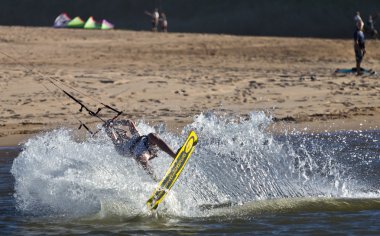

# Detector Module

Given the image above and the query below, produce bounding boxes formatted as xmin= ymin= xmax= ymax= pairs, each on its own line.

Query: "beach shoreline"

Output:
xmin=0 ymin=26 xmax=379 ymax=146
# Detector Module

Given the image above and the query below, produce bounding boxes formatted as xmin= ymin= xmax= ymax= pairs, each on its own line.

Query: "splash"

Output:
xmin=11 ymin=112 xmax=380 ymax=219
xmin=177 ymin=112 xmax=379 ymax=214
xmin=11 ymin=128 xmax=158 ymax=218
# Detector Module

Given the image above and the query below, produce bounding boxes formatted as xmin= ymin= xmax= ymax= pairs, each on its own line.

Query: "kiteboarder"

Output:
xmin=353 ymin=20 xmax=366 ymax=75
xmin=104 ymin=119 xmax=177 ymax=174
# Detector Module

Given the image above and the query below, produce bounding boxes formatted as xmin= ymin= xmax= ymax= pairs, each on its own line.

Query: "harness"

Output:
xmin=108 ymin=126 xmax=157 ymax=158
xmin=130 ymin=135 xmax=148 ymax=152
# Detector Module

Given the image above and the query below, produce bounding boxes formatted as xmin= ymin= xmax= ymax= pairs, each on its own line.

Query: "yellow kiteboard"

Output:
xmin=146 ymin=131 xmax=198 ymax=210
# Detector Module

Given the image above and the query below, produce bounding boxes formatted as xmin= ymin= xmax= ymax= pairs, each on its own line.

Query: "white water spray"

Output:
xmin=11 ymin=112 xmax=380 ymax=219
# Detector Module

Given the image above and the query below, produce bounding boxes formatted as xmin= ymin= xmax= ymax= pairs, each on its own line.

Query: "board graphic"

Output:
xmin=146 ymin=131 xmax=198 ymax=210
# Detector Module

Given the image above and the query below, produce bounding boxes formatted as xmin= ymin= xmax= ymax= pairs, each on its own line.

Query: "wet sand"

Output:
xmin=0 ymin=26 xmax=379 ymax=146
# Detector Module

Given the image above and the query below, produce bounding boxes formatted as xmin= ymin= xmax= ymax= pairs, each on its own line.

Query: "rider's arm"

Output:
xmin=106 ymin=119 xmax=141 ymax=136
xmin=104 ymin=126 xmax=121 ymax=144
xmin=127 ymin=120 xmax=140 ymax=136
xmin=104 ymin=120 xmax=123 ymax=144
xmin=354 ymin=32 xmax=360 ymax=50
xmin=114 ymin=119 xmax=140 ymax=136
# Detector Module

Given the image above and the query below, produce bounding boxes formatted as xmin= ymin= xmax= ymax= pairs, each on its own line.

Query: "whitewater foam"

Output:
xmin=11 ymin=112 xmax=380 ymax=219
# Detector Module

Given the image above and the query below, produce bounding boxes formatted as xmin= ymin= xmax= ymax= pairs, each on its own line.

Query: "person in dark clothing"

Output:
xmin=354 ymin=20 xmax=366 ymax=75
xmin=366 ymin=15 xmax=378 ymax=39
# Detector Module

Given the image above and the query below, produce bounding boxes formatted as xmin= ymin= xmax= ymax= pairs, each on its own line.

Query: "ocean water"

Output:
xmin=1 ymin=112 xmax=380 ymax=235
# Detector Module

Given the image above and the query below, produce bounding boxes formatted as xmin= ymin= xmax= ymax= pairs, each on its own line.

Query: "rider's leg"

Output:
xmin=147 ymin=133 xmax=176 ymax=158
xmin=138 ymin=152 xmax=155 ymax=176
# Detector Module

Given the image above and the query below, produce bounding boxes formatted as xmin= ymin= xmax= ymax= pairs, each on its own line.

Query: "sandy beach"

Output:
xmin=0 ymin=26 xmax=379 ymax=145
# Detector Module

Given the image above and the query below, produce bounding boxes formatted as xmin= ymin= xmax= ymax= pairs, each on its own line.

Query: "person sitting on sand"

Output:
xmin=353 ymin=20 xmax=366 ymax=75
xmin=104 ymin=119 xmax=176 ymax=175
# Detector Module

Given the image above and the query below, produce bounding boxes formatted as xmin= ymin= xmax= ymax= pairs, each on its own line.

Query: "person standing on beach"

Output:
xmin=354 ymin=11 xmax=362 ymax=24
xmin=160 ymin=12 xmax=168 ymax=32
xmin=145 ymin=8 xmax=160 ymax=32
xmin=152 ymin=8 xmax=160 ymax=32
xmin=366 ymin=15 xmax=378 ymax=39
xmin=353 ymin=20 xmax=366 ymax=75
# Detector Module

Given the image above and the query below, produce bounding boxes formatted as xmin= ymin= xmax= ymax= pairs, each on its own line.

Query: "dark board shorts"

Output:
xmin=355 ymin=49 xmax=363 ymax=63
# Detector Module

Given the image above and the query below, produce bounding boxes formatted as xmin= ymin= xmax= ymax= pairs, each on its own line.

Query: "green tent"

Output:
xmin=84 ymin=16 xmax=100 ymax=29
xmin=66 ymin=16 xmax=85 ymax=28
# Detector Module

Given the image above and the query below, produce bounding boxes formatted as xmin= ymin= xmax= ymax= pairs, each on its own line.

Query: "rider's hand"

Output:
xmin=103 ymin=120 xmax=114 ymax=128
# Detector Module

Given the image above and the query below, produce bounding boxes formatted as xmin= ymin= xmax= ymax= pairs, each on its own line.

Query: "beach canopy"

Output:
xmin=67 ymin=16 xmax=85 ymax=28
xmin=53 ymin=13 xmax=71 ymax=28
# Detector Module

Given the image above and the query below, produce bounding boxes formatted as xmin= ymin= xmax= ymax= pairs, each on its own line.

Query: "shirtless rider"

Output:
xmin=104 ymin=119 xmax=177 ymax=175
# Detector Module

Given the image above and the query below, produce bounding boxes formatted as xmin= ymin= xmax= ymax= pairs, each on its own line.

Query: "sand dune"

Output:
xmin=0 ymin=26 xmax=379 ymax=145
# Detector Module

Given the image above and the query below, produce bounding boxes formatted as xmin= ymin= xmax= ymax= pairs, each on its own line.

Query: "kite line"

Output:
xmin=0 ymin=49 xmax=123 ymax=135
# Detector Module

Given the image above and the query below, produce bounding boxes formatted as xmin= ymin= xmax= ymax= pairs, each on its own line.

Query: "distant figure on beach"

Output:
xmin=145 ymin=8 xmax=160 ymax=32
xmin=160 ymin=12 xmax=168 ymax=32
xmin=365 ymin=15 xmax=378 ymax=39
xmin=354 ymin=11 xmax=362 ymax=24
xmin=353 ymin=20 xmax=366 ymax=75
xmin=104 ymin=119 xmax=177 ymax=176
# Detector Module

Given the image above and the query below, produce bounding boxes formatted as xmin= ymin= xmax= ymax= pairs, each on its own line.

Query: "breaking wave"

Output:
xmin=11 ymin=112 xmax=380 ymax=219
